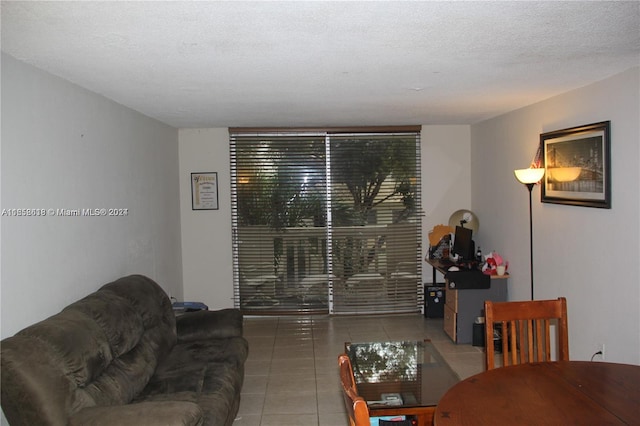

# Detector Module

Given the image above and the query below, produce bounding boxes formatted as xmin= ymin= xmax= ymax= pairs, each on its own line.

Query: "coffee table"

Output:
xmin=345 ymin=340 xmax=459 ymax=426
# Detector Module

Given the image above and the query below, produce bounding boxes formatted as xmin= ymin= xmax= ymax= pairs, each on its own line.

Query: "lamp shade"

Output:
xmin=514 ymin=167 xmax=545 ymax=185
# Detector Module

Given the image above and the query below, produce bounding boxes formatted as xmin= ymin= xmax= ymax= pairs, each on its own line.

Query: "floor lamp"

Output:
xmin=514 ymin=167 xmax=545 ymax=300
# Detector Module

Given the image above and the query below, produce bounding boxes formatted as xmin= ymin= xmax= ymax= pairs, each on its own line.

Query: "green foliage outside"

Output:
xmin=237 ymin=136 xmax=417 ymax=228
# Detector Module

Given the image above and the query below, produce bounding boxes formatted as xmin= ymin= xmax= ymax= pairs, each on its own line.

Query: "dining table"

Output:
xmin=434 ymin=361 xmax=640 ymax=425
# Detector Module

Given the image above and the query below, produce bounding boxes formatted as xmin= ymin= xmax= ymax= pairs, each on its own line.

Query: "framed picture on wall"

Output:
xmin=191 ymin=172 xmax=219 ymax=210
xmin=540 ymin=121 xmax=611 ymax=209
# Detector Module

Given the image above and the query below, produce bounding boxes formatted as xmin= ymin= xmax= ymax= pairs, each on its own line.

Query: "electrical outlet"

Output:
xmin=599 ymin=344 xmax=605 ymax=360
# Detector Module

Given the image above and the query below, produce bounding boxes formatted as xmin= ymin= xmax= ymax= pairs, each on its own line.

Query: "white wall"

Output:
xmin=471 ymin=67 xmax=640 ymax=364
xmin=178 ymin=128 xmax=235 ymax=309
xmin=0 ymin=54 xmax=183 ymax=338
xmin=420 ymin=125 xmax=472 ymax=283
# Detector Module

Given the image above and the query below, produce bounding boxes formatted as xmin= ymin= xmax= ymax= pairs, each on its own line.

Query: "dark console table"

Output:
xmin=426 ymin=259 xmax=508 ymax=344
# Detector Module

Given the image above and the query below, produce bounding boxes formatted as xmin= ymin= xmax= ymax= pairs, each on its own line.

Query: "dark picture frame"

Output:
xmin=191 ymin=172 xmax=219 ymax=210
xmin=540 ymin=121 xmax=611 ymax=209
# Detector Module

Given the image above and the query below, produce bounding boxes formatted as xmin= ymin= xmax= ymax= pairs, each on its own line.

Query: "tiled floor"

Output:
xmin=233 ymin=314 xmax=485 ymax=426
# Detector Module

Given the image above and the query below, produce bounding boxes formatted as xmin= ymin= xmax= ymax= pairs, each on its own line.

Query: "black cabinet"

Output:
xmin=424 ymin=284 xmax=446 ymax=318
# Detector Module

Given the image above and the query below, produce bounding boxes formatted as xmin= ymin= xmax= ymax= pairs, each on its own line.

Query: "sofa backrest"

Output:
xmin=1 ymin=275 xmax=177 ymax=426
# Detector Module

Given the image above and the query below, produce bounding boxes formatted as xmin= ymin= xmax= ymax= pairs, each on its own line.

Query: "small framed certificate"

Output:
xmin=191 ymin=172 xmax=219 ymax=210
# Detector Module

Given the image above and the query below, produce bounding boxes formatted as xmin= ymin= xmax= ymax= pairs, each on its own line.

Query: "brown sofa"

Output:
xmin=1 ymin=275 xmax=248 ymax=426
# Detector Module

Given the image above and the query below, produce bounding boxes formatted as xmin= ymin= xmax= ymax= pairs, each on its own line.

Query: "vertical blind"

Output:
xmin=230 ymin=128 xmax=422 ymax=315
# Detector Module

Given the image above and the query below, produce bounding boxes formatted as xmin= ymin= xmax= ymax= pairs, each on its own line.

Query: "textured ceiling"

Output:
xmin=2 ymin=1 xmax=639 ymax=128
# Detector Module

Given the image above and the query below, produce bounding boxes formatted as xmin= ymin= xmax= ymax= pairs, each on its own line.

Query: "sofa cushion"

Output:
xmin=1 ymin=334 xmax=77 ymax=425
xmin=69 ymin=400 xmax=204 ymax=426
xmin=136 ymin=336 xmax=248 ymax=426
xmin=150 ymin=337 xmax=248 ymax=381
xmin=63 ymin=290 xmax=144 ymax=358
xmin=99 ymin=275 xmax=177 ymax=336
xmin=16 ymin=309 xmax=113 ymax=387
xmin=76 ymin=275 xmax=177 ymax=407
xmin=80 ymin=333 xmax=163 ymax=407
xmin=176 ymin=309 xmax=243 ymax=342
xmin=142 ymin=337 xmax=248 ymax=398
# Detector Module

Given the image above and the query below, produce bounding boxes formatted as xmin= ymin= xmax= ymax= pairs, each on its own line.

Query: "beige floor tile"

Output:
xmin=314 ymin=357 xmax=340 ymax=374
xmin=267 ymin=373 xmax=317 ymax=394
xmin=244 ymin=359 xmax=272 ymax=376
xmin=319 ymin=412 xmax=349 ymax=426
xmin=259 ymin=413 xmax=319 ymax=426
xmin=262 ymin=391 xmax=318 ymax=415
xmin=271 ymin=345 xmax=315 ymax=359
xmin=241 ymin=375 xmax=269 ymax=394
xmin=232 ymin=414 xmax=262 ymax=426
xmin=236 ymin=314 xmax=484 ymax=425
xmin=316 ymin=389 xmax=345 ymax=414
xmin=269 ymin=357 xmax=315 ymax=375
xmin=236 ymin=393 xmax=266 ymax=416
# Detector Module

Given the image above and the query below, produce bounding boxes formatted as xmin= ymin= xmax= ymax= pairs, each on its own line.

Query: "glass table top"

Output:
xmin=345 ymin=340 xmax=460 ymax=408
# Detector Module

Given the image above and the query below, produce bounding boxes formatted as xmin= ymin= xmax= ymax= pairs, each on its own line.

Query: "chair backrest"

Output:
xmin=484 ymin=297 xmax=569 ymax=370
xmin=338 ymin=353 xmax=370 ymax=426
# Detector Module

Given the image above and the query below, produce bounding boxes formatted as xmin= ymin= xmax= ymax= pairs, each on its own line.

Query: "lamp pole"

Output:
xmin=525 ymin=182 xmax=535 ymax=300
xmin=514 ymin=167 xmax=544 ymax=301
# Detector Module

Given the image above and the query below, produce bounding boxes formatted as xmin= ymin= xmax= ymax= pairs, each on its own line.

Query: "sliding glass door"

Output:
xmin=231 ymin=133 xmax=328 ymax=312
xmin=230 ymin=129 xmax=421 ymax=314
xmin=328 ymin=133 xmax=421 ymax=313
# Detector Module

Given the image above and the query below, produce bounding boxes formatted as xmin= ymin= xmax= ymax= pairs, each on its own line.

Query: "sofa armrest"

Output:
xmin=176 ymin=308 xmax=243 ymax=342
xmin=69 ymin=401 xmax=203 ymax=426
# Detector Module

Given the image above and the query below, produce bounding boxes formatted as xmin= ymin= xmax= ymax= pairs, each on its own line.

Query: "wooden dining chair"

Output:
xmin=484 ymin=297 xmax=569 ymax=370
xmin=338 ymin=353 xmax=371 ymax=426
